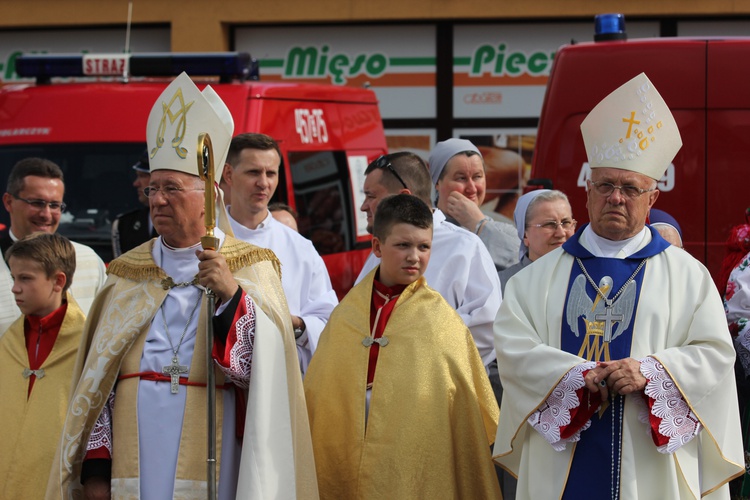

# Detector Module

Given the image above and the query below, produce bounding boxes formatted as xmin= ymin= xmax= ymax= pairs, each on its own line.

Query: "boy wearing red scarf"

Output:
xmin=305 ymin=194 xmax=501 ymax=499
xmin=0 ymin=232 xmax=88 ymax=499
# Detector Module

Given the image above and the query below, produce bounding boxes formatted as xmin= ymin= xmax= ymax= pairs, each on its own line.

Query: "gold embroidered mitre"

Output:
xmin=146 ymin=71 xmax=235 ymax=235
xmin=580 ymin=72 xmax=682 ymax=181
xmin=147 ymin=72 xmax=233 ymax=177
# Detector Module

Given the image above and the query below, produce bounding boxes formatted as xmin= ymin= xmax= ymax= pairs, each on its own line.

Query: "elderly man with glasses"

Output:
xmin=0 ymin=157 xmax=106 ymax=334
xmin=47 ymin=73 xmax=317 ymax=500
xmin=492 ymin=73 xmax=743 ymax=499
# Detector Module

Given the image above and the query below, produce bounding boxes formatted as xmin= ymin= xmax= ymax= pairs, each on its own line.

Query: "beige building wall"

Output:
xmin=2 ymin=0 xmax=750 ymax=51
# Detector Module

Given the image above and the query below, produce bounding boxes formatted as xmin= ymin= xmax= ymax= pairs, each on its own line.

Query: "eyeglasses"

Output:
xmin=143 ymin=186 xmax=204 ymax=198
xmin=368 ymin=155 xmax=408 ymax=190
xmin=589 ymin=180 xmax=655 ymax=199
xmin=12 ymin=194 xmax=66 ymax=212
xmin=529 ymin=219 xmax=577 ymax=232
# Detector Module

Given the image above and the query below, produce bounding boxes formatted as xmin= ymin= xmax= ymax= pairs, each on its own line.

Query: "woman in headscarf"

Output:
xmin=498 ymin=189 xmax=575 ymax=294
xmin=428 ymin=138 xmax=520 ymax=271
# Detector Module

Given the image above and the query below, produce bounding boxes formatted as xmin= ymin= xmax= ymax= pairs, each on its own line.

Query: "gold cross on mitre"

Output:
xmin=580 ymin=72 xmax=682 ymax=182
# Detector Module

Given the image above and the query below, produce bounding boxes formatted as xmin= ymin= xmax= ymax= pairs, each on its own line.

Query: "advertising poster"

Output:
xmin=235 ymin=25 xmax=436 ymax=120
xmin=385 ymin=128 xmax=437 ymax=161
xmin=455 ymin=128 xmax=537 ymax=222
xmin=452 ymin=21 xmax=660 ymax=119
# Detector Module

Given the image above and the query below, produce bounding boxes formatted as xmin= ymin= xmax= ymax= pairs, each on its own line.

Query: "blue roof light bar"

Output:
xmin=594 ymin=13 xmax=627 ymax=42
xmin=15 ymin=52 xmax=259 ymax=84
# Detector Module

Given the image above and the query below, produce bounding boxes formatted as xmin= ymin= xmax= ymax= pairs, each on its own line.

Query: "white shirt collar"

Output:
xmin=227 ymin=206 xmax=272 ymax=232
xmin=433 ymin=208 xmax=446 ymax=224
xmin=580 ymin=225 xmax=650 ymax=258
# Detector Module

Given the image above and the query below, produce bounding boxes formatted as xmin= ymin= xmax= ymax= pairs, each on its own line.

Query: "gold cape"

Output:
xmin=46 ymin=237 xmax=319 ymax=500
xmin=304 ymin=269 xmax=501 ymax=499
xmin=0 ymin=294 xmax=87 ymax=500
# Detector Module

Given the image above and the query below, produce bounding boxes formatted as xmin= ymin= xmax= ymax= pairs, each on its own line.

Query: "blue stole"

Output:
xmin=560 ymin=225 xmax=669 ymax=500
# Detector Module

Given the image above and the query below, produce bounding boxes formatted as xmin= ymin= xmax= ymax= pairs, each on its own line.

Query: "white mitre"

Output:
xmin=580 ymin=72 xmax=682 ymax=181
xmin=147 ymin=71 xmax=233 ymax=178
xmin=146 ymin=72 xmax=235 ymax=234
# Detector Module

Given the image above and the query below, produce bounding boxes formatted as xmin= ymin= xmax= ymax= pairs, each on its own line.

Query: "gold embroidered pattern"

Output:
xmin=150 ymin=87 xmax=194 ymax=160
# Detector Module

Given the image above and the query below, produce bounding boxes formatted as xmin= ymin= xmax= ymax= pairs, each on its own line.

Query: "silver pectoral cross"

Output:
xmin=595 ymin=304 xmax=624 ymax=343
xmin=162 ymin=356 xmax=189 ymax=394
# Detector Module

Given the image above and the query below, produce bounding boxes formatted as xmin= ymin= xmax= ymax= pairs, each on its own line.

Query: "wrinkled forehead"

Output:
xmin=149 ymin=169 xmax=200 ymax=186
xmin=590 ymin=166 xmax=653 ymax=186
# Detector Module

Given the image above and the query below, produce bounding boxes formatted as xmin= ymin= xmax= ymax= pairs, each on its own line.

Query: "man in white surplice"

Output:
xmin=223 ymin=133 xmax=338 ymax=373
xmin=47 ymin=72 xmax=318 ymax=500
xmin=492 ymin=72 xmax=744 ymax=499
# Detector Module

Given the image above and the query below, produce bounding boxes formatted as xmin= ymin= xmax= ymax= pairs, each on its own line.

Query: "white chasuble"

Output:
xmin=493 ymin=224 xmax=744 ymax=499
xmin=48 ymin=232 xmax=319 ymax=500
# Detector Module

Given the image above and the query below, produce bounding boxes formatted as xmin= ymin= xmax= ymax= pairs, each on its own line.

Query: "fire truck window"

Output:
xmin=287 ymin=150 xmax=353 ymax=256
xmin=0 ymin=143 xmax=146 ymax=263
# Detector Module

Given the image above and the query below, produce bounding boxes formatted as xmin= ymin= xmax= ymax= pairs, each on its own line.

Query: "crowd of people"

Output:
xmin=0 ymin=70 xmax=747 ymax=500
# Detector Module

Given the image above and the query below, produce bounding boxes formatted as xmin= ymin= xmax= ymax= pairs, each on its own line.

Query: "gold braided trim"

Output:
xmin=107 ymin=237 xmax=281 ymax=281
xmin=107 ymin=240 xmax=164 ymax=281
xmin=226 ymin=246 xmax=282 ymax=278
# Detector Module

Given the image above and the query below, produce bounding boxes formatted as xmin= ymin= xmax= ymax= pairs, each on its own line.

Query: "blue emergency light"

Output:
xmin=15 ymin=52 xmax=259 ymax=84
xmin=594 ymin=13 xmax=627 ymax=42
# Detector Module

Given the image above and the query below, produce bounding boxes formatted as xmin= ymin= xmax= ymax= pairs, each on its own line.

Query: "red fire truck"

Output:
xmin=0 ymin=52 xmax=387 ymax=297
xmin=531 ymin=14 xmax=750 ymax=285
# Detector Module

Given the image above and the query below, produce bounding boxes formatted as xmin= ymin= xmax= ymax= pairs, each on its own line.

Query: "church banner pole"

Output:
xmin=197 ymin=132 xmax=219 ymax=500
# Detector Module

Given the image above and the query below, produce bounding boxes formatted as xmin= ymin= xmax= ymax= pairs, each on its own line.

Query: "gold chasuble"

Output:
xmin=0 ymin=294 xmax=87 ymax=500
xmin=47 ymin=237 xmax=318 ymax=500
xmin=305 ymin=269 xmax=501 ymax=499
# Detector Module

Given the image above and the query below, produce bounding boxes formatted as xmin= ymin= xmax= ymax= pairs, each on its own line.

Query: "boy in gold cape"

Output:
xmin=304 ymin=194 xmax=501 ymax=499
xmin=0 ymin=233 xmax=87 ymax=499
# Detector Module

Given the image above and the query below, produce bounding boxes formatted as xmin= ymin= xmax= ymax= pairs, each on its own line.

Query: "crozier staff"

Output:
xmin=47 ymin=72 xmax=318 ymax=500
xmin=198 ymin=131 xmax=219 ymax=500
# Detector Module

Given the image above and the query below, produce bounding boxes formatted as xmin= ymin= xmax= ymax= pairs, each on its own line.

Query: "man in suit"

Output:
xmin=111 ymin=151 xmax=156 ymax=258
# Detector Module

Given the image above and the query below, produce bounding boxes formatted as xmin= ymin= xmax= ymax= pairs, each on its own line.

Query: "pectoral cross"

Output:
xmin=596 ymin=305 xmax=624 ymax=343
xmin=162 ymin=356 xmax=188 ymax=394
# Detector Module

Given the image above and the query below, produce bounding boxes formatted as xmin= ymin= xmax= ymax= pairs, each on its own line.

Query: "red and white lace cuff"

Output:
xmin=86 ymin=390 xmax=115 ymax=455
xmin=220 ymin=293 xmax=256 ymax=389
xmin=528 ymin=361 xmax=596 ymax=451
xmin=640 ymin=356 xmax=702 ymax=454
